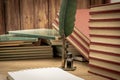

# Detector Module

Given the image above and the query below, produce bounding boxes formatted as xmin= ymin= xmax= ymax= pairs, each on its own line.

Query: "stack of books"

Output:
xmin=89 ymin=2 xmax=120 ymax=80
xmin=67 ymin=43 xmax=86 ymax=62
xmin=0 ymin=34 xmax=37 ymax=47
xmin=67 ymin=42 xmax=81 ymax=56
xmin=52 ymin=11 xmax=90 ymax=61
xmin=0 ymin=34 xmax=53 ymax=60
xmin=49 ymin=39 xmax=82 ymax=59
xmin=49 ymin=39 xmax=62 ymax=46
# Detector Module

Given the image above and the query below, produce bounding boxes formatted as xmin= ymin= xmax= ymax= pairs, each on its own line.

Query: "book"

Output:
xmin=53 ymin=14 xmax=90 ymax=45
xmin=67 ymin=42 xmax=81 ymax=56
xmin=67 ymin=36 xmax=89 ymax=60
xmin=89 ymin=58 xmax=120 ymax=72
xmin=50 ymin=39 xmax=62 ymax=46
xmin=90 ymin=36 xmax=120 ymax=46
xmin=71 ymin=31 xmax=89 ymax=50
xmin=90 ymin=12 xmax=120 ymax=20
xmin=89 ymin=50 xmax=120 ymax=64
xmin=0 ymin=34 xmax=38 ymax=47
xmin=111 ymin=0 xmax=120 ymax=3
xmin=90 ymin=29 xmax=120 ymax=37
xmin=0 ymin=46 xmax=53 ymax=61
xmin=90 ymin=43 xmax=120 ymax=54
xmin=89 ymin=65 xmax=120 ymax=80
xmin=74 ymin=55 xmax=86 ymax=62
xmin=7 ymin=67 xmax=84 ymax=80
xmin=89 ymin=21 xmax=120 ymax=28
xmin=90 ymin=2 xmax=120 ymax=12
xmin=52 ymin=10 xmax=90 ymax=60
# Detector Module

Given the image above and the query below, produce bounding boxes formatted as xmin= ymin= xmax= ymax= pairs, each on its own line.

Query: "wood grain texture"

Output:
xmin=0 ymin=0 xmax=5 ymax=34
xmin=20 ymin=0 xmax=34 ymax=29
xmin=90 ymin=0 xmax=110 ymax=6
xmin=5 ymin=0 xmax=20 ymax=31
xmin=0 ymin=0 xmax=94 ymax=32
xmin=77 ymin=0 xmax=90 ymax=9
xmin=34 ymin=0 xmax=48 ymax=28
xmin=49 ymin=0 xmax=61 ymax=28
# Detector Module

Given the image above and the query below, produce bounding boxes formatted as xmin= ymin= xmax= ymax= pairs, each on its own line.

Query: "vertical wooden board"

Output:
xmin=5 ymin=0 xmax=20 ymax=31
xmin=90 ymin=0 xmax=106 ymax=6
xmin=0 ymin=0 xmax=5 ymax=34
xmin=48 ymin=0 xmax=61 ymax=28
xmin=34 ymin=0 xmax=48 ymax=29
xmin=20 ymin=0 xmax=34 ymax=29
xmin=77 ymin=0 xmax=89 ymax=9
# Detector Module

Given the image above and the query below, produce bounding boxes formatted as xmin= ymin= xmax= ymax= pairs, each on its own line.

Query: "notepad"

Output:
xmin=7 ymin=67 xmax=84 ymax=80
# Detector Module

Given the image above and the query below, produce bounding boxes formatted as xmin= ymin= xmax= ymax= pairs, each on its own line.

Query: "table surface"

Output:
xmin=8 ymin=29 xmax=60 ymax=40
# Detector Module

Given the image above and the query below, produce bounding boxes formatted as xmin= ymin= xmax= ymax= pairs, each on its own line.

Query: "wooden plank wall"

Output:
xmin=77 ymin=0 xmax=90 ymax=9
xmin=20 ymin=0 xmax=34 ymax=29
xmin=5 ymin=0 xmax=20 ymax=31
xmin=0 ymin=0 xmax=90 ymax=35
xmin=0 ymin=0 xmax=5 ymax=34
xmin=34 ymin=0 xmax=49 ymax=29
xmin=48 ymin=0 xmax=61 ymax=28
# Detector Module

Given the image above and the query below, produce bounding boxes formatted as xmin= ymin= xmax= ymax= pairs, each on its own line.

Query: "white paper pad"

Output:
xmin=8 ymin=67 xmax=84 ymax=80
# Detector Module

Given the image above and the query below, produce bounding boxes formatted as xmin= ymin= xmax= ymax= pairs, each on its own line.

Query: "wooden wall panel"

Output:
xmin=0 ymin=0 xmax=5 ymax=34
xmin=34 ymin=0 xmax=48 ymax=29
xmin=48 ymin=0 xmax=61 ymax=28
xmin=0 ymin=0 xmax=93 ymax=33
xmin=77 ymin=0 xmax=90 ymax=9
xmin=90 ymin=0 xmax=110 ymax=6
xmin=5 ymin=0 xmax=20 ymax=31
xmin=20 ymin=0 xmax=34 ymax=29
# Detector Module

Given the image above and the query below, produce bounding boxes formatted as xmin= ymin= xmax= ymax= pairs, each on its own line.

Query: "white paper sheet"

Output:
xmin=8 ymin=67 xmax=84 ymax=80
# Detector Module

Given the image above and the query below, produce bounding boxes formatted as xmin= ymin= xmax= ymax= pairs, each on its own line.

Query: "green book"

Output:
xmin=0 ymin=34 xmax=38 ymax=42
xmin=8 ymin=29 xmax=60 ymax=40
